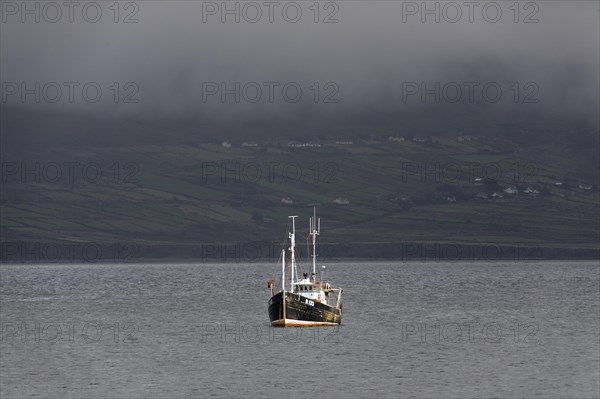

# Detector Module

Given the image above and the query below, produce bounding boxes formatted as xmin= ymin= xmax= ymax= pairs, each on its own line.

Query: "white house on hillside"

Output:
xmin=333 ymin=197 xmax=350 ymax=205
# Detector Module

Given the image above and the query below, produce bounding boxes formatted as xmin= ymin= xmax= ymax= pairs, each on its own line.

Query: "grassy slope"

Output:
xmin=2 ymin=128 xmax=598 ymax=260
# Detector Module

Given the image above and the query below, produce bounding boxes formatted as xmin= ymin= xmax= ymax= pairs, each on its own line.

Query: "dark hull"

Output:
xmin=268 ymin=291 xmax=342 ymax=327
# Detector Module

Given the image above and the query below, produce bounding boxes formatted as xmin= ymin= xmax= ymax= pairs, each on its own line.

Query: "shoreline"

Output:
xmin=1 ymin=257 xmax=599 ymax=266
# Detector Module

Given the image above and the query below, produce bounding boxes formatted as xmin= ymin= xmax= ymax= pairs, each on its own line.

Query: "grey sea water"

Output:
xmin=1 ymin=261 xmax=598 ymax=398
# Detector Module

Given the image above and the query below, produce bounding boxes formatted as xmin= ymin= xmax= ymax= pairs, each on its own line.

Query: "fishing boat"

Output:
xmin=267 ymin=209 xmax=343 ymax=327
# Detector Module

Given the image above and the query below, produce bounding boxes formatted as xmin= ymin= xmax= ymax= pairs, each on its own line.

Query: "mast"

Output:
xmin=289 ymin=216 xmax=298 ymax=287
xmin=309 ymin=207 xmax=320 ymax=276
xmin=281 ymin=249 xmax=285 ymax=291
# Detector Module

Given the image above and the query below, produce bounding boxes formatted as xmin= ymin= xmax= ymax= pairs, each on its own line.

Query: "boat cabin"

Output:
xmin=293 ymin=278 xmax=328 ymax=305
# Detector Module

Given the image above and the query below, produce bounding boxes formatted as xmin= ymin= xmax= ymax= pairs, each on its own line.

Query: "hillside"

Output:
xmin=1 ymin=107 xmax=599 ymax=262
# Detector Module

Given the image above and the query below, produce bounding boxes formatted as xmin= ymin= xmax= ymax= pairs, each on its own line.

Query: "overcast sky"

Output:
xmin=1 ymin=1 xmax=599 ymax=129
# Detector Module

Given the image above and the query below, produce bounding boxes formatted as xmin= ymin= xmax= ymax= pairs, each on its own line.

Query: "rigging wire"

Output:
xmin=270 ymin=216 xmax=311 ymax=288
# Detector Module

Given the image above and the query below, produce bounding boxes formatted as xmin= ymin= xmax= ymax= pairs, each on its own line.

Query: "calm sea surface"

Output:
xmin=1 ymin=261 xmax=598 ymax=398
